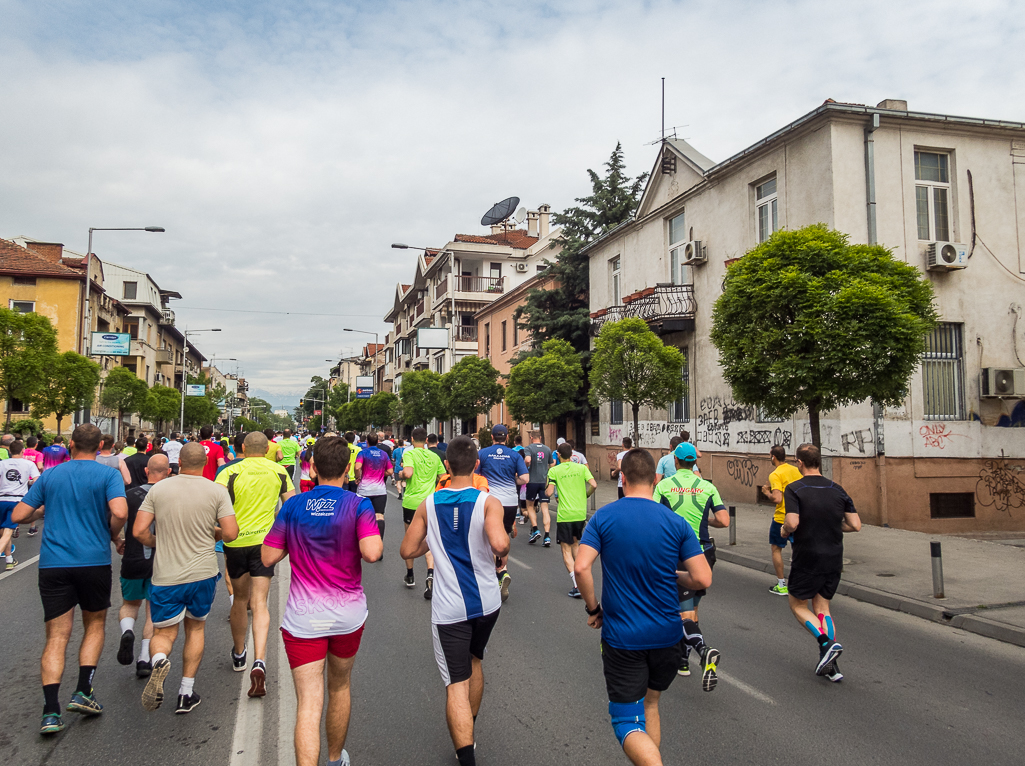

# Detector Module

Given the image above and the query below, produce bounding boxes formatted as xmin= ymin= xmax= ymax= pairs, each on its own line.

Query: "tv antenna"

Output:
xmin=481 ymin=196 xmax=520 ymax=227
xmin=645 ymin=78 xmax=688 ymax=145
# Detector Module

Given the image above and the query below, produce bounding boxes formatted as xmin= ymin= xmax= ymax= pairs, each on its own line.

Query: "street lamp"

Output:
xmin=179 ymin=328 xmax=221 ymax=432
xmin=342 ymin=328 xmax=381 ymax=405
xmin=209 ymin=356 xmax=237 ymax=431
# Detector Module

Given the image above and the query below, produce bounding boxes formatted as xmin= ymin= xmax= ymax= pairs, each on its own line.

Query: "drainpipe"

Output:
xmin=864 ymin=112 xmax=880 ymax=244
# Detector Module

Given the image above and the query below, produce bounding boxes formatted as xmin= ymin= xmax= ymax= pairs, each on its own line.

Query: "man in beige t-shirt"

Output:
xmin=133 ymin=442 xmax=239 ymax=715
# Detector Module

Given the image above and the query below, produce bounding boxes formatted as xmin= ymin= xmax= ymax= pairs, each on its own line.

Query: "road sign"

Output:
xmin=186 ymin=384 xmax=206 ymax=397
xmin=314 ymin=409 xmax=322 ymax=415
xmin=355 ymin=375 xmax=374 ymax=399
xmin=416 ymin=327 xmax=448 ymax=349
xmin=90 ymin=332 xmax=131 ymax=356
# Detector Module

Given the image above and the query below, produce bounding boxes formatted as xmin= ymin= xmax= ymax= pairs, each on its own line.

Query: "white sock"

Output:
xmin=140 ymin=639 xmax=151 ymax=662
xmin=151 ymin=652 xmax=167 ymax=666
xmin=178 ymin=676 xmax=195 ymax=697
xmin=120 ymin=617 xmax=135 ymax=634
xmin=570 ymin=571 xmax=577 ymax=588
xmin=5 ymin=555 xmax=11 ymax=563
xmin=229 ymin=594 xmax=234 ymax=606
xmin=778 ymin=578 xmax=786 ymax=587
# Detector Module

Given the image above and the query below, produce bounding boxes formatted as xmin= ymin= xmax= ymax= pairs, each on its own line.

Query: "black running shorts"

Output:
xmin=38 ymin=565 xmax=112 ymax=622
xmin=502 ymin=506 xmax=518 ymax=534
xmin=403 ymin=506 xmax=416 ymax=525
xmin=366 ymin=494 xmax=387 ymax=516
xmin=224 ymin=544 xmax=276 ymax=579
xmin=787 ymin=567 xmax=841 ymax=600
xmin=556 ymin=520 xmax=586 ymax=545
xmin=432 ymin=609 xmax=500 ymax=686
xmin=524 ymin=483 xmax=548 ymax=503
xmin=601 ymin=639 xmax=682 ymax=703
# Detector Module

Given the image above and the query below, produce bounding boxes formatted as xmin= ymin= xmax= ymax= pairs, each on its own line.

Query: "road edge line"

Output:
xmin=0 ymin=554 xmax=39 ymax=582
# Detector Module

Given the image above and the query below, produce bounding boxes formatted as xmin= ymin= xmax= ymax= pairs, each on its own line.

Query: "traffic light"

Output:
xmin=299 ymin=398 xmax=304 ymax=407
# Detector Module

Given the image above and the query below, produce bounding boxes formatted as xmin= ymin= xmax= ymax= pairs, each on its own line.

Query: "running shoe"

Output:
xmin=542 ymin=535 xmax=551 ymax=548
xmin=567 ymin=587 xmax=582 ymax=599
xmin=67 ymin=690 xmax=104 ymax=715
xmin=769 ymin=583 xmax=789 ymax=596
xmin=678 ymin=658 xmax=690 ymax=676
xmin=700 ymin=647 xmax=720 ymax=692
xmin=528 ymin=530 xmax=541 ymax=544
xmin=142 ymin=658 xmax=170 ymax=711
xmin=232 ymin=647 xmax=247 ymax=672
xmin=40 ymin=712 xmax=64 ymax=735
xmin=816 ymin=642 xmax=843 ymax=676
xmin=424 ymin=574 xmax=434 ymax=600
xmin=5 ymin=558 xmax=16 ymax=571
xmin=824 ymin=661 xmax=844 ymax=683
xmin=499 ymin=572 xmax=511 ymax=602
xmin=403 ymin=572 xmax=415 ymax=588
xmin=175 ymin=692 xmax=202 ymax=714
xmin=248 ymin=662 xmax=267 ymax=698
xmin=11 ymin=528 xmax=17 ymax=538
xmin=136 ymin=660 xmax=152 ymax=678
xmin=517 ymin=515 xmax=526 ymax=525
xmin=117 ymin=629 xmax=136 ymax=666
xmin=28 ymin=526 xmax=38 ymax=536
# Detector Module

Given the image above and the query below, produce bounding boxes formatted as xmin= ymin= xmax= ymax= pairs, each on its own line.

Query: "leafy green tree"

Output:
xmin=399 ymin=370 xmax=446 ymax=427
xmin=0 ymin=308 xmax=60 ymax=430
xmin=710 ymin=224 xmax=938 ymax=446
xmin=11 ymin=417 xmax=45 ymax=437
xmin=441 ymin=356 xmax=503 ymax=430
xmin=506 ymin=339 xmax=584 ymax=435
xmin=337 ymin=399 xmax=368 ymax=433
xmin=235 ymin=416 xmax=262 ymax=432
xmin=365 ymin=391 xmax=399 ymax=430
xmin=301 ymin=376 xmax=331 ymax=416
xmin=100 ymin=366 xmax=149 ymax=440
xmin=141 ymin=385 xmax=182 ymax=432
xmin=589 ymin=317 xmax=685 ymax=446
xmin=30 ymin=351 xmax=101 ymax=436
xmin=183 ymin=372 xmax=224 ymax=430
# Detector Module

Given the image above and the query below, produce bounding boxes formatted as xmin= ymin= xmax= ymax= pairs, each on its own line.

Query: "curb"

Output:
xmin=715 ymin=548 xmax=1025 ymax=649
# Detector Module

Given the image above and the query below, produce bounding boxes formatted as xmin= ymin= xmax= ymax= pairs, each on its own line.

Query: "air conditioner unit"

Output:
xmin=515 ymin=262 xmax=528 ymax=273
xmin=926 ymin=242 xmax=968 ymax=271
xmin=681 ymin=240 xmax=705 ymax=265
xmin=981 ymin=367 xmax=1025 ymax=398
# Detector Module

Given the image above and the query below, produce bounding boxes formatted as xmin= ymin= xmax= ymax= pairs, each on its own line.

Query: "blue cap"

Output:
xmin=491 ymin=424 xmax=509 ymax=436
xmin=674 ymin=442 xmax=698 ymax=461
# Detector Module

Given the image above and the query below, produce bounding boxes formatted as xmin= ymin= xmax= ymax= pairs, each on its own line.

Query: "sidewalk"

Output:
xmin=585 ymin=481 xmax=1025 ymax=648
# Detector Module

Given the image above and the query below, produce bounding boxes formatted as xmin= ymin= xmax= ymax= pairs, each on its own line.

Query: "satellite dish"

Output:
xmin=514 ymin=206 xmax=527 ymax=224
xmin=481 ymin=196 xmax=520 ymax=226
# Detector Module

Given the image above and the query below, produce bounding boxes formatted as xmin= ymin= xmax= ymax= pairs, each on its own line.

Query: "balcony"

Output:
xmin=155 ymin=349 xmax=174 ymax=367
xmin=160 ymin=309 xmax=175 ymax=326
xmin=416 ymin=299 xmax=425 ymax=317
xmin=455 ymin=276 xmax=504 ymax=295
xmin=454 ymin=325 xmax=478 ymax=343
xmin=590 ymin=283 xmax=696 ymax=336
xmin=436 ymin=276 xmax=447 ymax=299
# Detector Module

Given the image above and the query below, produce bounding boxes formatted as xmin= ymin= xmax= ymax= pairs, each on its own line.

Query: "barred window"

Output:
xmin=922 ymin=322 xmax=965 ymax=420
xmin=669 ymin=347 xmax=689 ymax=422
xmin=610 ymin=399 xmax=623 ymax=425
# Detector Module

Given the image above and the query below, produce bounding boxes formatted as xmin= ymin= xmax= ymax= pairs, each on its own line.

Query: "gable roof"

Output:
xmin=0 ymin=238 xmax=85 ymax=280
xmin=454 ymin=229 xmax=539 ymax=250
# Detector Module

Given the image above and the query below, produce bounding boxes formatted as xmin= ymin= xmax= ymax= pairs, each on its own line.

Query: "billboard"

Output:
xmin=355 ymin=376 xmax=374 ymax=399
xmin=185 ymin=384 xmax=206 ymax=397
xmin=416 ymin=327 xmax=448 ymax=349
xmin=90 ymin=332 xmax=131 ymax=356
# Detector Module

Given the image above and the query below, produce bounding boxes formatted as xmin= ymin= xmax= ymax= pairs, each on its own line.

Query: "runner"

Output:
xmin=427 ymin=433 xmax=446 ymax=463
xmin=124 ymin=437 xmax=152 ymax=487
xmin=12 ymin=424 xmax=128 ymax=735
xmin=654 ymin=437 xmax=682 ymax=483
xmin=0 ymin=433 xmax=12 ymax=459
xmin=117 ymin=454 xmax=170 ymax=679
xmin=760 ymin=445 xmax=803 ymax=596
xmin=215 ymin=431 xmax=295 ymax=697
xmin=475 ymin=424 xmax=528 ymax=601
xmin=24 ymin=435 xmax=45 ymax=471
xmin=391 ymin=438 xmax=407 ymax=500
xmin=136 ymin=443 xmax=239 ymax=713
xmin=545 ymin=441 xmax=596 ymax=598
xmin=262 ymin=436 xmax=383 ymax=766
xmin=512 ymin=435 xmax=527 ymax=525
xmin=199 ymin=425 xmax=226 ymax=480
xmin=523 ymin=431 xmax=555 ymax=547
xmin=399 ymin=436 xmax=509 ymax=766
xmin=97 ymin=433 xmax=132 ymax=485
xmin=214 ymin=433 xmax=246 ymax=609
xmin=651 ymin=442 xmax=728 ymax=689
xmin=0 ymin=440 xmax=39 ymax=570
xmin=399 ymin=427 xmax=445 ymax=596
xmin=343 ymin=432 xmax=360 ymax=493
xmin=780 ymin=443 xmax=861 ymax=683
xmin=298 ymin=440 xmax=315 ymax=493
xmin=41 ymin=434 xmax=70 ymax=469
xmin=279 ymin=428 xmax=301 ymax=486
xmin=355 ymin=432 xmax=393 ymax=544
xmin=615 ymin=437 xmax=632 ymax=499
xmin=162 ymin=432 xmax=183 ymax=475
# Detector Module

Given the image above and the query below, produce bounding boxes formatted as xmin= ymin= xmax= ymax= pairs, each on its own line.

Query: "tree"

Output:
xmin=337 ymin=399 xmax=368 ymax=433
xmin=235 ymin=416 xmax=262 ymax=432
xmin=399 ymin=370 xmax=446 ymax=427
xmin=710 ymin=224 xmax=938 ymax=447
xmin=100 ymin=366 xmax=149 ymax=440
xmin=141 ymin=385 xmax=182 ymax=432
xmin=183 ymin=372 xmax=224 ymax=430
xmin=30 ymin=351 xmax=101 ymax=436
xmin=365 ymin=391 xmax=399 ymax=430
xmin=589 ymin=317 xmax=685 ymax=446
xmin=441 ymin=356 xmax=503 ymax=430
xmin=506 ymin=339 xmax=584 ymax=435
xmin=0 ymin=308 xmax=60 ymax=430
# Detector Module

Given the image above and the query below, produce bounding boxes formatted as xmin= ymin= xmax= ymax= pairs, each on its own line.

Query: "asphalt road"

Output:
xmin=3 ymin=490 xmax=1024 ymax=765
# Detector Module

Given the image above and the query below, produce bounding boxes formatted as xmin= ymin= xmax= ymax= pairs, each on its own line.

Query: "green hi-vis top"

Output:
xmin=652 ymin=468 xmax=725 ymax=549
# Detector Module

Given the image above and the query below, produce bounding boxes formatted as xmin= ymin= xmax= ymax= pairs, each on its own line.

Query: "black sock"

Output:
xmin=681 ymin=619 xmax=705 ymax=651
xmin=43 ymin=683 xmax=60 ymax=715
xmin=377 ymin=518 xmax=385 ymax=539
xmin=427 ymin=568 xmax=434 ymax=576
xmin=76 ymin=666 xmax=95 ymax=695
xmin=456 ymin=744 xmax=476 ymax=766
xmin=816 ymin=633 xmax=831 ymax=648
xmin=473 ymin=714 xmax=477 ymax=723
xmin=531 ymin=526 xmax=537 ymax=533
xmin=406 ymin=568 xmax=413 ymax=577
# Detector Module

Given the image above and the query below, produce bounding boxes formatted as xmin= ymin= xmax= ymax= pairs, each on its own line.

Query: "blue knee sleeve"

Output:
xmin=609 ymin=699 xmax=646 ymax=746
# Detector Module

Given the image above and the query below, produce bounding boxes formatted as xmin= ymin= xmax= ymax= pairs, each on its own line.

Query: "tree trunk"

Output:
xmin=808 ymin=404 xmax=821 ymax=448
xmin=56 ymin=414 xmax=63 ymax=437
xmin=4 ymin=400 xmax=11 ymax=431
xmin=116 ymin=409 xmax=123 ymax=442
xmin=632 ymin=402 xmax=640 ymax=447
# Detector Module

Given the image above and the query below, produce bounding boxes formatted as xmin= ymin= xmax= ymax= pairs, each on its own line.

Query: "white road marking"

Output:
xmin=228 ymin=626 xmax=260 ymax=765
xmin=507 ymin=556 xmax=532 ymax=570
xmin=277 ymin=561 xmax=297 ymax=766
xmin=0 ymin=554 xmax=39 ymax=582
xmin=717 ymin=672 xmax=776 ymax=704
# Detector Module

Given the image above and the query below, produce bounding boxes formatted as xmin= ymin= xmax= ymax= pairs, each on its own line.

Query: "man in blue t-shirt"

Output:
xmin=13 ymin=423 xmax=128 ymax=736
xmin=475 ymin=424 xmax=528 ymax=602
xmin=574 ymin=448 xmax=711 ymax=766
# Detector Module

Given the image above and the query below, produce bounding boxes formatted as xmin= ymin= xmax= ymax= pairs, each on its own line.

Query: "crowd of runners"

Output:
xmin=2 ymin=418 xmax=861 ymax=766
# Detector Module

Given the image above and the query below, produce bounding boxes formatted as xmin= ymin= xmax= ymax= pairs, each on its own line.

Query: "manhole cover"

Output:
xmin=876 ymin=573 xmax=896 ymax=577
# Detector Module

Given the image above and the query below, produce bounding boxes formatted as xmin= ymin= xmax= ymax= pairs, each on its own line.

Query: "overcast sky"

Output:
xmin=1 ymin=0 xmax=1021 ymax=396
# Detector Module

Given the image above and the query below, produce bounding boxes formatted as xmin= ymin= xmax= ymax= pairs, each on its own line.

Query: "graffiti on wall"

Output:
xmin=726 ymin=457 xmax=759 ymax=487
xmin=976 ymin=456 xmax=1025 ymax=513
xmin=840 ymin=429 xmax=874 ymax=454
xmin=735 ymin=428 xmax=793 ymax=448
xmin=697 ymin=396 xmax=757 ymax=449
xmin=919 ymin=423 xmax=963 ymax=450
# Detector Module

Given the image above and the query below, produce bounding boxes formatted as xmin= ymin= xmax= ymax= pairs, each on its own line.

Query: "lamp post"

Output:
xmin=179 ymin=328 xmax=221 ymax=432
xmin=341 ymin=328 xmax=380 ymax=401
xmin=209 ymin=356 xmax=236 ymax=430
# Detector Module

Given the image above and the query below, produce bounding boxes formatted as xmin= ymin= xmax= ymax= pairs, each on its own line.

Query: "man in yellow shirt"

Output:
xmin=760 ymin=445 xmax=803 ymax=596
xmin=344 ymin=432 xmax=360 ymax=492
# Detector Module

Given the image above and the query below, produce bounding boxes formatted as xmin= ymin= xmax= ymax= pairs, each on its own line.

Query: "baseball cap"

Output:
xmin=491 ymin=424 xmax=509 ymax=437
xmin=674 ymin=442 xmax=698 ymax=461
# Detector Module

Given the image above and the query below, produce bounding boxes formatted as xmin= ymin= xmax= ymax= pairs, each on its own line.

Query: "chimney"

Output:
xmin=876 ymin=99 xmax=908 ymax=111
xmin=491 ymin=224 xmax=502 ymax=235
xmin=26 ymin=242 xmax=64 ymax=263
xmin=538 ymin=204 xmax=551 ymax=238
xmin=526 ymin=210 xmax=539 ymax=238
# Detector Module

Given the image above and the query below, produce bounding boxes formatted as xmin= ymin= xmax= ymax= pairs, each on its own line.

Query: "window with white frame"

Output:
xmin=915 ymin=151 xmax=952 ymax=242
xmin=610 ymin=257 xmax=621 ymax=305
xmin=669 ymin=347 xmax=690 ymax=422
xmin=9 ymin=300 xmax=35 ymax=313
xmin=610 ymin=399 xmax=623 ymax=425
xmin=922 ymin=322 xmax=965 ymax=421
xmin=755 ymin=177 xmax=778 ymax=243
xmin=668 ymin=211 xmax=686 ymax=285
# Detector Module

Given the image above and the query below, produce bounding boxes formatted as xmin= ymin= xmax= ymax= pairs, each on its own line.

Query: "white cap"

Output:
xmin=556 ymin=438 xmax=566 ymax=445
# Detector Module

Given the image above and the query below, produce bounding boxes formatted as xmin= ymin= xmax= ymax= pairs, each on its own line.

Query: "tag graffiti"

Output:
xmin=976 ymin=459 xmax=1025 ymax=514
xmin=920 ymin=423 xmax=961 ymax=449
xmin=726 ymin=457 xmax=759 ymax=487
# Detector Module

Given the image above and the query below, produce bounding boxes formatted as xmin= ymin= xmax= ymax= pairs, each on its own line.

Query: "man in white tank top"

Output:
xmin=400 ymin=436 xmax=509 ymax=766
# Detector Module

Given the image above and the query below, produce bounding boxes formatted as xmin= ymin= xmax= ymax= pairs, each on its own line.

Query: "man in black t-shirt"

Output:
xmin=780 ymin=443 xmax=861 ymax=683
xmin=116 ymin=454 xmax=170 ymax=677
xmin=123 ymin=437 xmax=151 ymax=488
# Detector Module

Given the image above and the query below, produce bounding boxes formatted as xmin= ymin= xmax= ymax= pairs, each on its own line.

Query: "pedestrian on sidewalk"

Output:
xmin=574 ymin=449 xmax=711 ymax=766
xmin=780 ymin=443 xmax=861 ymax=683
xmin=546 ymin=441 xmax=597 ymax=598
xmin=262 ymin=436 xmax=382 ymax=766
xmin=760 ymin=445 xmax=803 ymax=596
xmin=12 ymin=424 xmax=128 ymax=735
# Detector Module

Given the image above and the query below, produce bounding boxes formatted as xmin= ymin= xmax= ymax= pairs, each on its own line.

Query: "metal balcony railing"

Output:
xmin=590 ymin=284 xmax=696 ymax=335
xmin=454 ymin=325 xmax=478 ymax=342
xmin=455 ymin=276 xmax=504 ymax=294
xmin=160 ymin=309 xmax=175 ymax=326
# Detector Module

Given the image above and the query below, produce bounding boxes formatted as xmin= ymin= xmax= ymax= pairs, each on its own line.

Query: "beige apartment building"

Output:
xmin=586 ymin=98 xmax=1025 ymax=533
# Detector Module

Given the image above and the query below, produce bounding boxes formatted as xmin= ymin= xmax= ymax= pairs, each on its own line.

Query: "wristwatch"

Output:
xmin=585 ymin=602 xmax=602 ymax=617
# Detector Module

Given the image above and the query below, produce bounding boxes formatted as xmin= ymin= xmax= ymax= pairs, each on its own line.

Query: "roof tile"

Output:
xmin=0 ymin=238 xmax=85 ymax=279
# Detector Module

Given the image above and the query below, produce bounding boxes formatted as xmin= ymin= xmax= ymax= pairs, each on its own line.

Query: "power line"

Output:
xmin=176 ymin=306 xmax=382 ymax=318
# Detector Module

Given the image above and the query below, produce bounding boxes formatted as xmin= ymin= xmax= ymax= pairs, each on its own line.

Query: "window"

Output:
xmin=513 ymin=320 xmax=519 ymax=347
xmin=484 ymin=323 xmax=490 ymax=356
xmin=501 ymin=321 xmax=507 ymax=352
xmin=668 ymin=212 xmax=686 ymax=285
xmin=8 ymin=398 xmax=30 ymax=413
xmin=12 ymin=277 xmax=36 ymax=286
xmin=610 ymin=257 xmax=621 ymax=305
xmin=536 ymin=264 xmax=547 ymax=273
xmin=123 ymin=281 xmax=138 ymax=300
xmin=915 ymin=151 xmax=951 ymax=241
xmin=9 ymin=300 xmax=34 ymax=313
xmin=126 ymin=321 xmax=139 ymax=340
xmin=930 ymin=493 xmax=975 ymax=519
xmin=669 ymin=348 xmax=690 ymax=422
xmin=434 ymin=356 xmax=444 ymax=373
xmin=489 ymin=262 xmax=502 ymax=281
xmin=922 ymin=322 xmax=965 ymax=420
xmin=610 ymin=399 xmax=623 ymax=425
xmin=755 ymin=177 xmax=778 ymax=243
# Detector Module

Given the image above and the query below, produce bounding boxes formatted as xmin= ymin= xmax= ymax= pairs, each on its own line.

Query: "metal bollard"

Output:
xmin=728 ymin=506 xmax=736 ymax=546
xmin=930 ymin=541 xmax=945 ymax=598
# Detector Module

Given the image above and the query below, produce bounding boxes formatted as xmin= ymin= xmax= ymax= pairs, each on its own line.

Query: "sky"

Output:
xmin=1 ymin=0 xmax=1022 ymax=399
